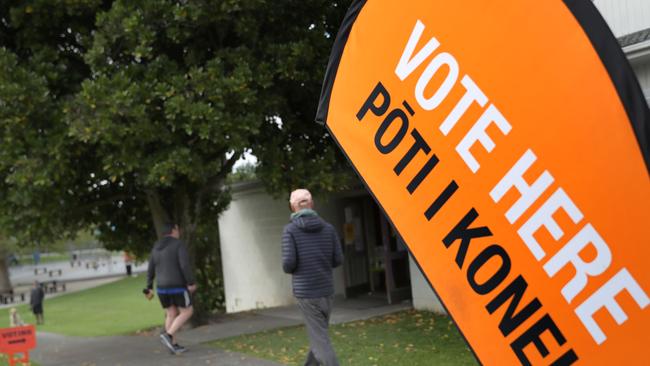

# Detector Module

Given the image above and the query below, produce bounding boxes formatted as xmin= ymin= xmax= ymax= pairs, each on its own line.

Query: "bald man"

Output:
xmin=282 ymin=189 xmax=343 ymax=366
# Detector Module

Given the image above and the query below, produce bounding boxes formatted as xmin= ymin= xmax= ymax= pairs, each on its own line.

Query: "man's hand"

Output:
xmin=187 ymin=284 xmax=197 ymax=294
xmin=143 ymin=289 xmax=154 ymax=300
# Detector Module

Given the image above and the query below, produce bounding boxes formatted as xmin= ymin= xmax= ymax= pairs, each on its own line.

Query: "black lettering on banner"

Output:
xmin=407 ymin=153 xmax=440 ymax=193
xmin=357 ymin=82 xmax=391 ymax=121
xmin=550 ymin=349 xmax=579 ymax=366
xmin=443 ymin=208 xmax=493 ymax=268
xmin=424 ymin=180 xmax=458 ymax=220
xmin=486 ymin=275 xmax=542 ymax=337
xmin=375 ymin=108 xmax=410 ymax=154
xmin=402 ymin=100 xmax=415 ymax=116
xmin=511 ymin=314 xmax=576 ymax=366
xmin=394 ymin=129 xmax=431 ymax=175
xmin=350 ymin=73 xmax=580 ymax=366
xmin=467 ymin=244 xmax=511 ymax=295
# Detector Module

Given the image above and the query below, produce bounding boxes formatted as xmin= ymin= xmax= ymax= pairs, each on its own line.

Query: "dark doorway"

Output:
xmin=340 ymin=198 xmax=370 ymax=297
xmin=341 ymin=196 xmax=411 ymax=304
xmin=379 ymin=213 xmax=412 ymax=304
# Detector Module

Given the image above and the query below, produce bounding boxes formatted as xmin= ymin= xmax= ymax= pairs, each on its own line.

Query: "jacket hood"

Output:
xmin=154 ymin=236 xmax=175 ymax=251
xmin=292 ymin=215 xmax=325 ymax=233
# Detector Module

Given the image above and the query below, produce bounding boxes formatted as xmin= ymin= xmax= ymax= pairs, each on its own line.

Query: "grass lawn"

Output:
xmin=0 ymin=275 xmax=164 ymax=336
xmin=211 ymin=310 xmax=479 ymax=366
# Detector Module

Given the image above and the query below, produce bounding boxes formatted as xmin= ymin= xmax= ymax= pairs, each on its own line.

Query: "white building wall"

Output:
xmin=593 ymin=0 xmax=650 ymax=37
xmin=219 ymin=183 xmax=345 ymax=313
xmin=408 ymin=256 xmax=445 ymax=314
xmin=219 ymin=184 xmax=294 ymax=313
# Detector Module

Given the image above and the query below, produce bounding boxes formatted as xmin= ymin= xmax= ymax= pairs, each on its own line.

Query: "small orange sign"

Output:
xmin=317 ymin=0 xmax=649 ymax=365
xmin=0 ymin=325 xmax=36 ymax=365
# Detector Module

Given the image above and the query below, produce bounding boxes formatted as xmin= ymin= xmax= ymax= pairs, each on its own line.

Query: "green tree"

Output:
xmin=0 ymin=0 xmax=105 ymax=293
xmin=0 ymin=0 xmax=351 ymax=319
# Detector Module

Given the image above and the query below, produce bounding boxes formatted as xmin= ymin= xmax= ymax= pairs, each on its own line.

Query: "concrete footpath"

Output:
xmin=30 ymin=297 xmax=411 ymax=366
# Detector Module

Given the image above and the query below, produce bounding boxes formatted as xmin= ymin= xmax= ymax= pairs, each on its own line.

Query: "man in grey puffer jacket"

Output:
xmin=282 ymin=189 xmax=343 ymax=366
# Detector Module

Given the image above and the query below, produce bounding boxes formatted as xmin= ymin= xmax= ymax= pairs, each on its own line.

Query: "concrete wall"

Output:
xmin=594 ymin=0 xmax=650 ymax=37
xmin=219 ymin=183 xmax=294 ymax=313
xmin=219 ymin=181 xmax=453 ymax=313
xmin=219 ymin=183 xmax=345 ymax=313
xmin=408 ymin=256 xmax=445 ymax=314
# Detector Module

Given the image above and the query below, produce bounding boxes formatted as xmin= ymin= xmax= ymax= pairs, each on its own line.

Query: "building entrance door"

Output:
xmin=341 ymin=195 xmax=411 ymax=304
xmin=341 ymin=199 xmax=370 ymax=297
xmin=379 ymin=212 xmax=412 ymax=304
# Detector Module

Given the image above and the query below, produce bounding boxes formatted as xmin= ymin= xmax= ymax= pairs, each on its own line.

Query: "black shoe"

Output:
xmin=172 ymin=344 xmax=187 ymax=355
xmin=159 ymin=332 xmax=175 ymax=353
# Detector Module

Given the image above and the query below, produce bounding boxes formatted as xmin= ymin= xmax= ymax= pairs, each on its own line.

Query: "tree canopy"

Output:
xmin=1 ymin=0 xmax=351 ymax=248
xmin=0 ymin=0 xmax=352 ymax=312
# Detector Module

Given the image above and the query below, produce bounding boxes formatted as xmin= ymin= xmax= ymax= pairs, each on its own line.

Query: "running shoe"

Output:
xmin=159 ymin=332 xmax=175 ymax=353
xmin=172 ymin=344 xmax=187 ymax=355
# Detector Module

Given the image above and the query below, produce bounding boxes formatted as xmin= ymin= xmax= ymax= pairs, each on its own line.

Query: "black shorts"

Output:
xmin=158 ymin=289 xmax=192 ymax=309
xmin=32 ymin=304 xmax=43 ymax=315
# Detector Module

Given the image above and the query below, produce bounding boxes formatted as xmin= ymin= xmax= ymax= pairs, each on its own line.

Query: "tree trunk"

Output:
xmin=147 ymin=189 xmax=210 ymax=325
xmin=0 ymin=247 xmax=13 ymax=293
xmin=146 ymin=189 xmax=171 ymax=239
xmin=176 ymin=194 xmax=209 ymax=325
xmin=146 ymin=186 xmax=223 ymax=325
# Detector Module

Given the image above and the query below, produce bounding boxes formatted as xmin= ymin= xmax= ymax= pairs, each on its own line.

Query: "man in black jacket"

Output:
xmin=282 ymin=189 xmax=343 ymax=366
xmin=145 ymin=223 xmax=196 ymax=355
xmin=30 ymin=281 xmax=45 ymax=325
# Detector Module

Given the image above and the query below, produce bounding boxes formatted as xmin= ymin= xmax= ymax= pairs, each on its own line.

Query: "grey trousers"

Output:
xmin=296 ymin=296 xmax=339 ymax=366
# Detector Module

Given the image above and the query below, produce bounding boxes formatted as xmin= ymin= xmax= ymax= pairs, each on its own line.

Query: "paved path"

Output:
xmin=30 ymin=297 xmax=411 ymax=366
xmin=32 ymin=332 xmax=280 ymax=366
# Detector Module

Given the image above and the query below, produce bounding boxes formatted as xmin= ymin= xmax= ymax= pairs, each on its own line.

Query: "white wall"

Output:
xmin=219 ymin=183 xmax=346 ymax=313
xmin=408 ymin=256 xmax=445 ymax=314
xmin=593 ymin=0 xmax=650 ymax=37
xmin=219 ymin=184 xmax=294 ymax=313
